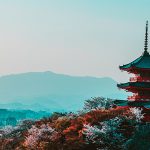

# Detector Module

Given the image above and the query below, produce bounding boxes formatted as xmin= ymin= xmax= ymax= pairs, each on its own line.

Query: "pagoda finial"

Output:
xmin=144 ymin=20 xmax=148 ymax=52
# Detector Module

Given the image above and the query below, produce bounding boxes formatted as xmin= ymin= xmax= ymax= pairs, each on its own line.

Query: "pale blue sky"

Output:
xmin=0 ymin=0 xmax=150 ymax=82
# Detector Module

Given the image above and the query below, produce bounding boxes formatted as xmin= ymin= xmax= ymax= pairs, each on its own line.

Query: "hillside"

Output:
xmin=0 ymin=71 xmax=127 ymax=111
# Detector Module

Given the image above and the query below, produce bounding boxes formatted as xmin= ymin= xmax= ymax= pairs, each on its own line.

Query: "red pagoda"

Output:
xmin=117 ymin=21 xmax=150 ymax=104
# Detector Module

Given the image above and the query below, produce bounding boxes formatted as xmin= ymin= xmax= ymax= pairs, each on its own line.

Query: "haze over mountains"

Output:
xmin=0 ymin=71 xmax=127 ymax=112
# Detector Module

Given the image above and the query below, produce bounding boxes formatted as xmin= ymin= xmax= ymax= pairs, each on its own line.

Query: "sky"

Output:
xmin=0 ymin=0 xmax=150 ymax=82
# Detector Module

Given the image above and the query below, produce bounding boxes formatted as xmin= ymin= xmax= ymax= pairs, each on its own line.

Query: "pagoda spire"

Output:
xmin=144 ymin=20 xmax=148 ymax=52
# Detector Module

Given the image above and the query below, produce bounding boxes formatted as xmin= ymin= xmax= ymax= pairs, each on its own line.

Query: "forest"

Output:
xmin=0 ymin=109 xmax=50 ymax=128
xmin=0 ymin=97 xmax=149 ymax=150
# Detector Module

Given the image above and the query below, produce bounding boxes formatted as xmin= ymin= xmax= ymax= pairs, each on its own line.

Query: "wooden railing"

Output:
xmin=128 ymin=95 xmax=150 ymax=101
xmin=130 ymin=76 xmax=150 ymax=82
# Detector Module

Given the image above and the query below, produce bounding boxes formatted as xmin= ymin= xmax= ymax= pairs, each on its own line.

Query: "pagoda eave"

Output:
xmin=117 ymin=82 xmax=150 ymax=92
xmin=120 ymin=66 xmax=150 ymax=73
xmin=119 ymin=86 xmax=150 ymax=93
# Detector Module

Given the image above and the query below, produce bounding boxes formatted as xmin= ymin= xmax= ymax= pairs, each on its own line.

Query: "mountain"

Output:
xmin=0 ymin=103 xmax=50 ymax=112
xmin=0 ymin=71 xmax=127 ymax=111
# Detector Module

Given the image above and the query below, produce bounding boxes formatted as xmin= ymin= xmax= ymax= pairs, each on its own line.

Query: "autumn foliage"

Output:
xmin=0 ymin=97 xmax=150 ymax=150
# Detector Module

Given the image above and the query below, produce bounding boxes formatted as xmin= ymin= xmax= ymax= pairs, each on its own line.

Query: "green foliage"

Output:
xmin=83 ymin=97 xmax=115 ymax=112
xmin=125 ymin=123 xmax=150 ymax=150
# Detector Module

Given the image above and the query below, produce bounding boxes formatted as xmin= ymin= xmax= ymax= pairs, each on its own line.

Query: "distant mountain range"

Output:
xmin=0 ymin=71 xmax=127 ymax=112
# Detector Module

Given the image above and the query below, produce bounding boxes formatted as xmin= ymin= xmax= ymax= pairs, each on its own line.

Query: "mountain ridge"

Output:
xmin=0 ymin=71 xmax=115 ymax=80
xmin=0 ymin=71 xmax=127 ymax=111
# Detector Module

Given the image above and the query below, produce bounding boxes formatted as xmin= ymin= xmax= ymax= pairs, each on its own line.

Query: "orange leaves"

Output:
xmin=0 ymin=106 xmax=135 ymax=150
xmin=54 ymin=116 xmax=71 ymax=131
xmin=63 ymin=117 xmax=84 ymax=141
xmin=83 ymin=107 xmax=129 ymax=125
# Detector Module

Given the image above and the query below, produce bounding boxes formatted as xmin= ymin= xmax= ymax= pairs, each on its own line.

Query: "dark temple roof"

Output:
xmin=120 ymin=51 xmax=150 ymax=70
xmin=117 ymin=82 xmax=150 ymax=89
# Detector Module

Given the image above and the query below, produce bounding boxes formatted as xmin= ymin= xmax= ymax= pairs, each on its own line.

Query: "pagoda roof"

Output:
xmin=120 ymin=21 xmax=150 ymax=71
xmin=117 ymin=82 xmax=150 ymax=89
xmin=120 ymin=51 xmax=150 ymax=70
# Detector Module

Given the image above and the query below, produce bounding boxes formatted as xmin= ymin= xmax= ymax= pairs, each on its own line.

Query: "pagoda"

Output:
xmin=117 ymin=21 xmax=150 ymax=104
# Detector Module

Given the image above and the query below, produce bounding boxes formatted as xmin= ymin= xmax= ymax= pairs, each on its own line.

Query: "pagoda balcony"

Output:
xmin=130 ymin=76 xmax=150 ymax=82
xmin=128 ymin=95 xmax=150 ymax=101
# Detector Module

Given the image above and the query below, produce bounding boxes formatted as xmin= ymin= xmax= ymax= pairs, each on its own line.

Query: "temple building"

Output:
xmin=117 ymin=21 xmax=150 ymax=103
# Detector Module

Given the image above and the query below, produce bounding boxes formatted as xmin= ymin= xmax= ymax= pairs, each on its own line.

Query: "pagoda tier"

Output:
xmin=117 ymin=21 xmax=150 ymax=102
xmin=118 ymin=82 xmax=150 ymax=101
xmin=119 ymin=50 xmax=150 ymax=74
xmin=118 ymin=82 xmax=150 ymax=92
